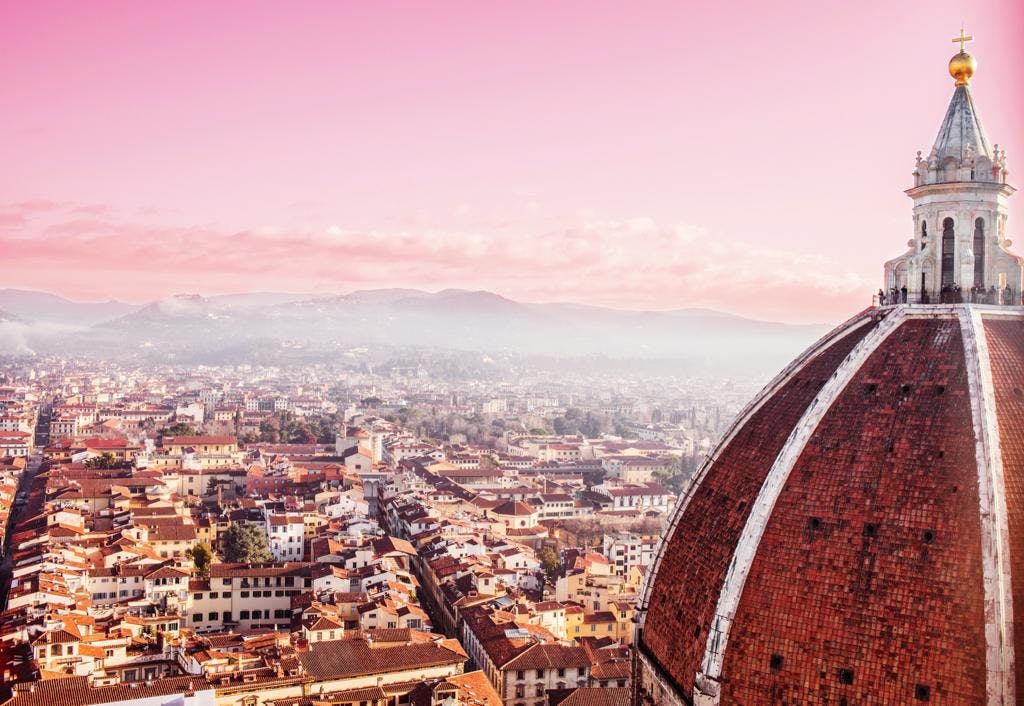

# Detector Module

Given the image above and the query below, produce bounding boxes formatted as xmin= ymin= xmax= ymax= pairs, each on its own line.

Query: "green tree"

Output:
xmin=258 ymin=417 xmax=281 ymax=443
xmin=222 ymin=522 xmax=274 ymax=564
xmin=84 ymin=452 xmax=117 ymax=469
xmin=653 ymin=455 xmax=700 ymax=494
xmin=537 ymin=546 xmax=562 ymax=581
xmin=159 ymin=421 xmax=198 ymax=437
xmin=580 ymin=412 xmax=602 ymax=438
xmin=186 ymin=542 xmax=214 ymax=577
xmin=205 ymin=477 xmax=224 ymax=496
xmin=291 ymin=426 xmax=317 ymax=444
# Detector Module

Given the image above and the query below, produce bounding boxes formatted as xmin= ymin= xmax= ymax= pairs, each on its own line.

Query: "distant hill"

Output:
xmin=0 ymin=289 xmax=138 ymax=326
xmin=205 ymin=292 xmax=321 ymax=308
xmin=0 ymin=288 xmax=833 ymax=375
xmin=71 ymin=288 xmax=831 ymax=374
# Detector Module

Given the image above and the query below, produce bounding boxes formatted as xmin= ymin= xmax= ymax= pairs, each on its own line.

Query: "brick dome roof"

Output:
xmin=636 ymin=304 xmax=1024 ymax=705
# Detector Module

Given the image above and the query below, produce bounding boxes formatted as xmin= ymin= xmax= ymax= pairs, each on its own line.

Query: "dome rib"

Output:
xmin=982 ymin=311 xmax=1024 ymax=696
xmin=638 ymin=310 xmax=877 ymax=615
xmin=634 ymin=307 xmax=876 ymax=610
xmin=961 ymin=307 xmax=1016 ymax=704
xmin=694 ymin=306 xmax=911 ymax=703
xmin=636 ymin=312 xmax=879 ymax=702
xmin=716 ymin=311 xmax=990 ymax=704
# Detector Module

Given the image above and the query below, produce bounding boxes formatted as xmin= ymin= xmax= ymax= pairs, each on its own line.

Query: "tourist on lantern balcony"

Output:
xmin=940 ymin=284 xmax=963 ymax=304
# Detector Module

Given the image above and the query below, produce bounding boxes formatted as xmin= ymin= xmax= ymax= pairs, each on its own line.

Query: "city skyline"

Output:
xmin=2 ymin=0 xmax=1022 ymax=324
xmin=2 ymin=6 xmax=1024 ymax=706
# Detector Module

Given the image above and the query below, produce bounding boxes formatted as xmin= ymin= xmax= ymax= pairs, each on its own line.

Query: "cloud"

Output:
xmin=0 ymin=201 xmax=870 ymax=322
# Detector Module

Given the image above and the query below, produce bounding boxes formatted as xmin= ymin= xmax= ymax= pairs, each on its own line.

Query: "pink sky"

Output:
xmin=1 ymin=0 xmax=1021 ymax=323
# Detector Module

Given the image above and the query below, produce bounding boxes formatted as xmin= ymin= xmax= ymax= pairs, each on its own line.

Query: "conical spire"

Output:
xmin=931 ymin=84 xmax=992 ymax=165
xmin=913 ymin=36 xmax=1008 ymax=188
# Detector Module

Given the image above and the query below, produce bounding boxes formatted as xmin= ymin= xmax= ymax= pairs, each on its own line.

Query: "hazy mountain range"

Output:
xmin=0 ymin=289 xmax=137 ymax=326
xmin=0 ymin=288 xmax=833 ymax=374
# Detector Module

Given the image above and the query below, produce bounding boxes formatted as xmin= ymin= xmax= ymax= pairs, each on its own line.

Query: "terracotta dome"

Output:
xmin=634 ymin=305 xmax=1024 ymax=705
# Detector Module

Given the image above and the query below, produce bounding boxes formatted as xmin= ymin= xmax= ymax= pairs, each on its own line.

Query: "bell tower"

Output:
xmin=884 ymin=32 xmax=1021 ymax=304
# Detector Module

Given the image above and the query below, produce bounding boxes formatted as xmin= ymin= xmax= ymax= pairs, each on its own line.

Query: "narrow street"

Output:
xmin=0 ymin=399 xmax=50 ymax=608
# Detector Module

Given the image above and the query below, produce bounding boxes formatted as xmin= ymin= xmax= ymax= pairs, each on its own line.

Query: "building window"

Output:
xmin=974 ymin=218 xmax=986 ymax=286
xmin=941 ymin=218 xmax=955 ymax=287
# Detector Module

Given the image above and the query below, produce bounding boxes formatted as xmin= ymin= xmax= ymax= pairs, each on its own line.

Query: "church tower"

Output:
xmin=885 ymin=31 xmax=1021 ymax=303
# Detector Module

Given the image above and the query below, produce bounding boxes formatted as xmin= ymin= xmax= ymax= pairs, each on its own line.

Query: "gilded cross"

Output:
xmin=952 ymin=27 xmax=974 ymax=53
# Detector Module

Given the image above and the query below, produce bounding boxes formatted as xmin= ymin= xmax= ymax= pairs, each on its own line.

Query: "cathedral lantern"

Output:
xmin=886 ymin=30 xmax=1020 ymax=304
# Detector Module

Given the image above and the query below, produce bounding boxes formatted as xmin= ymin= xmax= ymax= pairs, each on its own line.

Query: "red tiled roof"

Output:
xmin=296 ymin=636 xmax=464 ymax=679
xmin=161 ymin=435 xmax=237 ymax=446
xmin=6 ymin=675 xmax=204 ymax=706
xmin=503 ymin=644 xmax=590 ymax=671
xmin=553 ymin=688 xmax=630 ymax=706
xmin=492 ymin=501 xmax=535 ymax=516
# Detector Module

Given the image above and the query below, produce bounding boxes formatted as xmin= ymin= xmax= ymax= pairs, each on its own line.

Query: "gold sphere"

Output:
xmin=949 ymin=51 xmax=976 ymax=86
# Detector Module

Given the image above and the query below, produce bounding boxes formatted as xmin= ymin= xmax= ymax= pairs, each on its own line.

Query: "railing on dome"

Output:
xmin=872 ymin=287 xmax=1021 ymax=307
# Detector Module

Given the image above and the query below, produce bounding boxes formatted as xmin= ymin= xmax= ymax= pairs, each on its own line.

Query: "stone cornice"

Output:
xmin=906 ymin=181 xmax=1016 ymax=199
